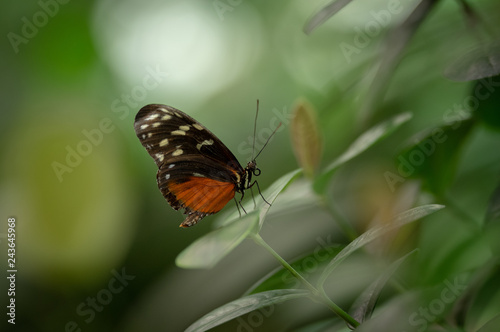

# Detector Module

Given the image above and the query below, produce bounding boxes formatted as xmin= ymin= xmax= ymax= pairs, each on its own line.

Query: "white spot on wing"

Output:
xmin=155 ymin=153 xmax=164 ymax=162
xmin=193 ymin=124 xmax=204 ymax=130
xmin=159 ymin=139 xmax=169 ymax=147
xmin=147 ymin=132 xmax=153 ymax=138
xmin=193 ymin=172 xmax=205 ymax=178
xmin=161 ymin=114 xmax=172 ymax=120
xmin=152 ymin=122 xmax=161 ymax=128
xmin=172 ymin=149 xmax=183 ymax=156
xmin=158 ymin=107 xmax=170 ymax=113
xmin=146 ymin=114 xmax=160 ymax=120
xmin=171 ymin=130 xmax=186 ymax=135
xmin=196 ymin=139 xmax=214 ymax=150
xmin=140 ymin=124 xmax=149 ymax=130
xmin=165 ymin=174 xmax=170 ymax=180
xmin=168 ymin=164 xmax=175 ymax=169
xmin=179 ymin=125 xmax=190 ymax=131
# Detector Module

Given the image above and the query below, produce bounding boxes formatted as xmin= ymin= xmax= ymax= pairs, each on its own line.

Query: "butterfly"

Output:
xmin=134 ymin=103 xmax=279 ymax=228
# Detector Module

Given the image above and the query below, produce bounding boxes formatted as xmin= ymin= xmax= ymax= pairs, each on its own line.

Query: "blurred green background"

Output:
xmin=1 ymin=0 xmax=500 ymax=331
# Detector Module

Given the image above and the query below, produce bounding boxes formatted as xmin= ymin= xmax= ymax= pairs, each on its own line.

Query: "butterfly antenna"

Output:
xmin=251 ymin=99 xmax=259 ymax=161
xmin=253 ymin=122 xmax=282 ymax=161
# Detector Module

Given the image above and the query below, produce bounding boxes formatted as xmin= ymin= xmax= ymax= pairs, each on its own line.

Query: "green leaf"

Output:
xmin=349 ymin=249 xmax=418 ymax=326
xmin=450 ymin=259 xmax=498 ymax=328
xmin=257 ymin=169 xmax=302 ymax=227
xmin=303 ymin=0 xmax=353 ymax=33
xmin=477 ymin=313 xmax=500 ymax=332
xmin=185 ymin=289 xmax=310 ymax=332
xmin=215 ymin=169 xmax=302 ymax=229
xmin=175 ymin=211 xmax=259 ymax=269
xmin=256 ymin=179 xmax=318 ymax=227
xmin=244 ymin=245 xmax=343 ymax=295
xmin=314 ymin=112 xmax=412 ymax=194
xmin=444 ymin=41 xmax=500 ymax=82
xmin=317 ymin=204 xmax=444 ymax=287
xmin=290 ymin=100 xmax=322 ymax=178
xmin=358 ymin=0 xmax=438 ymax=123
xmin=397 ymin=116 xmax=476 ymax=197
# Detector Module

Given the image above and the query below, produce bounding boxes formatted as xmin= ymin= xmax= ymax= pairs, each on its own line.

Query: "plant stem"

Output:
xmin=251 ymin=233 xmax=360 ymax=328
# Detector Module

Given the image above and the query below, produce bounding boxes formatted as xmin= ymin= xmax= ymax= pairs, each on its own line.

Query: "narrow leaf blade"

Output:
xmin=244 ymin=245 xmax=343 ymax=295
xmin=318 ymin=204 xmax=444 ymax=286
xmin=176 ymin=211 xmax=259 ymax=269
xmin=477 ymin=313 xmax=500 ymax=332
xmin=304 ymin=0 xmax=353 ymax=35
xmin=185 ymin=289 xmax=310 ymax=332
xmin=349 ymin=249 xmax=418 ymax=325
xmin=314 ymin=112 xmax=412 ymax=193
xmin=258 ymin=169 xmax=303 ymax=228
xmin=444 ymin=41 xmax=500 ymax=82
xmin=396 ymin=116 xmax=475 ymax=197
xmin=359 ymin=0 xmax=438 ymax=123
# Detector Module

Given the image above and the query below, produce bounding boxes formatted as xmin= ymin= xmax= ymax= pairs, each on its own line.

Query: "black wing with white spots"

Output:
xmin=134 ymin=104 xmax=243 ymax=173
xmin=134 ymin=104 xmax=247 ymax=226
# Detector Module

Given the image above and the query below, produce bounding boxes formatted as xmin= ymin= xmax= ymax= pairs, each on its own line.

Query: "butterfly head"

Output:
xmin=247 ymin=160 xmax=261 ymax=175
xmin=241 ymin=160 xmax=260 ymax=190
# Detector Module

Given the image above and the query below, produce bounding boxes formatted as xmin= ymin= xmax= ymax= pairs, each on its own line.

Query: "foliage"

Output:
xmin=177 ymin=1 xmax=500 ymax=331
xmin=3 ymin=0 xmax=500 ymax=331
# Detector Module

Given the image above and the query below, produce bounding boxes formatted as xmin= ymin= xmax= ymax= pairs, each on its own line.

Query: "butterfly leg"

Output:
xmin=238 ymin=191 xmax=247 ymax=215
xmin=249 ymin=180 xmax=271 ymax=206
xmin=250 ymin=186 xmax=257 ymax=208
xmin=234 ymin=196 xmax=242 ymax=218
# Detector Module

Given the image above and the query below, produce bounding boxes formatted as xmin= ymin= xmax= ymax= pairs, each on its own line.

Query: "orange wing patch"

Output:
xmin=168 ymin=177 xmax=236 ymax=214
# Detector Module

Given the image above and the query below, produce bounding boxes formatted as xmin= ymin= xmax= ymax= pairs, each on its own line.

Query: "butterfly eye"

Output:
xmin=254 ymin=168 xmax=261 ymax=176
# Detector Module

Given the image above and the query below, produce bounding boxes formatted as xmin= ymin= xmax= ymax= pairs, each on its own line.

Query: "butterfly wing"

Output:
xmin=134 ymin=104 xmax=245 ymax=227
xmin=135 ymin=104 xmax=243 ymax=169
xmin=157 ymin=158 xmax=238 ymax=227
